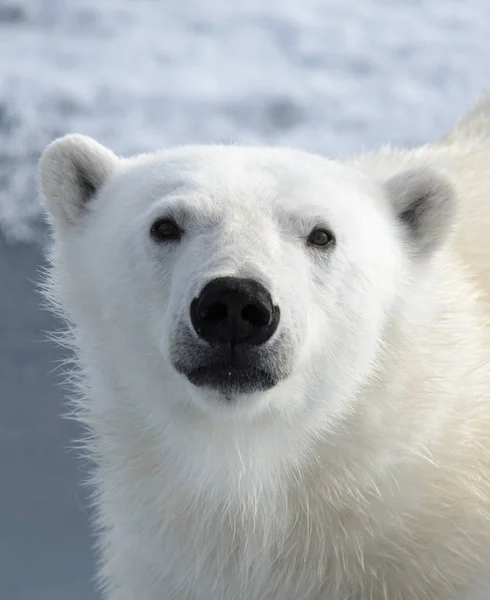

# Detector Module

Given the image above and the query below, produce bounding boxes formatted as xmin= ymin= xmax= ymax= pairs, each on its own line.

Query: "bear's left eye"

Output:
xmin=150 ymin=218 xmax=183 ymax=242
xmin=307 ymin=227 xmax=335 ymax=248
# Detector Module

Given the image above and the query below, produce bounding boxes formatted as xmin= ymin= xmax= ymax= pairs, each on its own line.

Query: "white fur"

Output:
xmin=40 ymin=98 xmax=490 ymax=600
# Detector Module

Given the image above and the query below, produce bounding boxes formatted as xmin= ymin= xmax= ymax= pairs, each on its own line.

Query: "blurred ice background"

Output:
xmin=1 ymin=0 xmax=489 ymax=598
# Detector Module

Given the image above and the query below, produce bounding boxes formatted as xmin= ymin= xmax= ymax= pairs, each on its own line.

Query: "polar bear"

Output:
xmin=39 ymin=95 xmax=490 ymax=600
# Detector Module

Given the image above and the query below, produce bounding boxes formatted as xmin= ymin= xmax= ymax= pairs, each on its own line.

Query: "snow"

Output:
xmin=1 ymin=0 xmax=490 ymax=241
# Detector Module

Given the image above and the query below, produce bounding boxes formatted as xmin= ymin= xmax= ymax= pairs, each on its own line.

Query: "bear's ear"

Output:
xmin=385 ymin=166 xmax=455 ymax=257
xmin=39 ymin=134 xmax=118 ymax=226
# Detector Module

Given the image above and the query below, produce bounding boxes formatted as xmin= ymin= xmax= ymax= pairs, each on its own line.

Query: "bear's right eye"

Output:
xmin=150 ymin=218 xmax=183 ymax=242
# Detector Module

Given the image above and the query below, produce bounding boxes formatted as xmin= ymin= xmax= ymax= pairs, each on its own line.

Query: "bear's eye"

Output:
xmin=307 ymin=227 xmax=335 ymax=248
xmin=150 ymin=218 xmax=183 ymax=242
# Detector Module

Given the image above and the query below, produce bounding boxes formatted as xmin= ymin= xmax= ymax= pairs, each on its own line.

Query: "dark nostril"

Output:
xmin=241 ymin=304 xmax=270 ymax=328
xmin=200 ymin=301 xmax=227 ymax=322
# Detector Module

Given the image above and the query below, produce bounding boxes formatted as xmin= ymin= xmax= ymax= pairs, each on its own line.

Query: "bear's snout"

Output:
xmin=190 ymin=277 xmax=280 ymax=347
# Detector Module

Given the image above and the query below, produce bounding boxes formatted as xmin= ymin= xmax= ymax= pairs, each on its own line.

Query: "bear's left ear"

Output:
xmin=39 ymin=134 xmax=118 ymax=227
xmin=385 ymin=166 xmax=455 ymax=257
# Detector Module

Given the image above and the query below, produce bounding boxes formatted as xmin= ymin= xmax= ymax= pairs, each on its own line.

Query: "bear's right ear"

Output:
xmin=385 ymin=166 xmax=455 ymax=258
xmin=39 ymin=134 xmax=118 ymax=226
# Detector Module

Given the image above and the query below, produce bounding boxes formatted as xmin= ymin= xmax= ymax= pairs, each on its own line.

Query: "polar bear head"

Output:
xmin=40 ymin=136 xmax=454 ymax=424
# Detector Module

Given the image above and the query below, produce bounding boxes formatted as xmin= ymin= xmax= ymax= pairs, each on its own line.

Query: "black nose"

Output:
xmin=190 ymin=277 xmax=280 ymax=346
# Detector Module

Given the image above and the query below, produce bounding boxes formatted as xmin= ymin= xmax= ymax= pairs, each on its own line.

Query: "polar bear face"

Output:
xmin=40 ymin=136 xmax=454 ymax=422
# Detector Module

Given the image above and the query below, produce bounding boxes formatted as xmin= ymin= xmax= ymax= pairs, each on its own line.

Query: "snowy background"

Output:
xmin=1 ymin=0 xmax=490 ymax=598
